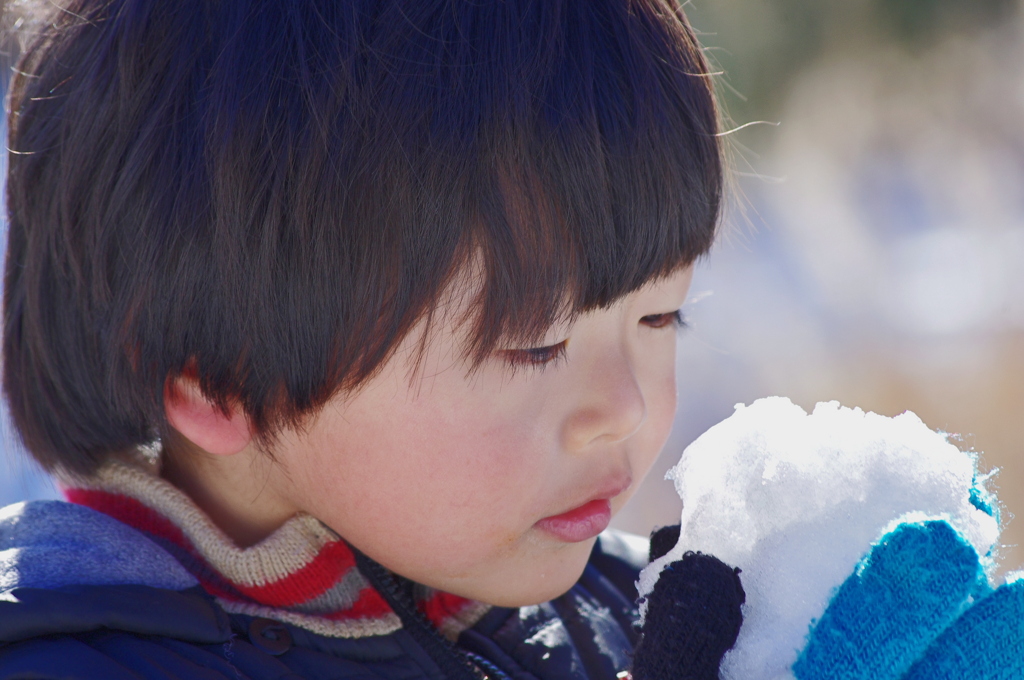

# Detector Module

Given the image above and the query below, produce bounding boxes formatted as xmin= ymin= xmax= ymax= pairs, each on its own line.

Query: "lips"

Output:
xmin=534 ymin=475 xmax=631 ymax=543
xmin=534 ymin=498 xmax=613 ymax=543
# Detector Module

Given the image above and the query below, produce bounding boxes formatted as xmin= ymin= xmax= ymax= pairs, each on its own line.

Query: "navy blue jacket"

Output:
xmin=0 ymin=500 xmax=647 ymax=679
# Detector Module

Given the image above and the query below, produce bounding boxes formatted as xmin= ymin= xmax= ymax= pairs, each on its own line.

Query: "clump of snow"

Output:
xmin=637 ymin=397 xmax=1000 ymax=680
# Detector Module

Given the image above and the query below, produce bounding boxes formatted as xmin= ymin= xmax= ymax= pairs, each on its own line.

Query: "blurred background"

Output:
xmin=611 ymin=0 xmax=1024 ymax=575
xmin=1 ymin=0 xmax=1022 ymax=573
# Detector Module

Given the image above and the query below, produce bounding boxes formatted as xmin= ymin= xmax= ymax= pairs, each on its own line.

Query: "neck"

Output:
xmin=160 ymin=431 xmax=298 ymax=548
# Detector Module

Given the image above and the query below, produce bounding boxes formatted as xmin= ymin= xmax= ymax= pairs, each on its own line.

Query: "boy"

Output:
xmin=0 ymin=0 xmax=723 ymax=677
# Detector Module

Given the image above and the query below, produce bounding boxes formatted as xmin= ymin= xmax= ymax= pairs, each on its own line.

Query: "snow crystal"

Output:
xmin=637 ymin=396 xmax=1001 ymax=680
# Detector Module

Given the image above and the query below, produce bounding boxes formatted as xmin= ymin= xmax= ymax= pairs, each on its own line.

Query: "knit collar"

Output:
xmin=63 ymin=457 xmax=490 ymax=640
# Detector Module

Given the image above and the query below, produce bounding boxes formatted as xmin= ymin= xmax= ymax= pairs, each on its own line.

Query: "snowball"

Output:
xmin=637 ymin=397 xmax=1000 ymax=680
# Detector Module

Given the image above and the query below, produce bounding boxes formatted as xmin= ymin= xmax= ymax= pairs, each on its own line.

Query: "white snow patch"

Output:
xmin=637 ymin=397 xmax=1000 ymax=680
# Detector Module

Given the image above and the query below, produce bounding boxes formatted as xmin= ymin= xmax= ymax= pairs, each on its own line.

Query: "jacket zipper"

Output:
xmin=352 ymin=547 xmax=495 ymax=680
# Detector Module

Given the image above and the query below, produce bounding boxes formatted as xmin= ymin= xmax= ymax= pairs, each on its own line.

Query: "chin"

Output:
xmin=472 ymin=539 xmax=595 ymax=608
xmin=479 ymin=580 xmax=576 ymax=608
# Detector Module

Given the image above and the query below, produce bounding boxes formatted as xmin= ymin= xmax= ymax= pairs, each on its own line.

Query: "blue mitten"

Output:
xmin=795 ymin=519 xmax=1024 ymax=680
xmin=903 ymin=576 xmax=1024 ymax=680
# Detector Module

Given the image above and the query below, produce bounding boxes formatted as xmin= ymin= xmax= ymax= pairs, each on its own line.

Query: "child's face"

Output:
xmin=267 ymin=266 xmax=694 ymax=606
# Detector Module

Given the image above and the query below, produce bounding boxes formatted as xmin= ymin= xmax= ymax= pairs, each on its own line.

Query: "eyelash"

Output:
xmin=640 ymin=310 xmax=688 ymax=330
xmin=500 ymin=310 xmax=687 ymax=370
xmin=500 ymin=341 xmax=570 ymax=371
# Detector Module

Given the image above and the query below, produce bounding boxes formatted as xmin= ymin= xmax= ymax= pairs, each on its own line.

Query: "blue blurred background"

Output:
xmin=2 ymin=0 xmax=1023 ymax=572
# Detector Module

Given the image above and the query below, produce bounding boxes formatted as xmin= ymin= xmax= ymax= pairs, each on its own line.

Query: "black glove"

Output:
xmin=631 ymin=525 xmax=746 ymax=680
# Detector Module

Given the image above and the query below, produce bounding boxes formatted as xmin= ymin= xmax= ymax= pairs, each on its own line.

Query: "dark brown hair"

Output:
xmin=4 ymin=0 xmax=721 ymax=476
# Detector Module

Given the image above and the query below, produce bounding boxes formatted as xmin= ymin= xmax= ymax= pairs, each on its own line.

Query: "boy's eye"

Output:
xmin=641 ymin=310 xmax=687 ymax=329
xmin=499 ymin=340 xmax=569 ymax=370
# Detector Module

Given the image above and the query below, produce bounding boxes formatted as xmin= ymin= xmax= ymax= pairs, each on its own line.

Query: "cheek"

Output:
xmin=631 ymin=347 xmax=679 ymax=480
xmin=393 ymin=397 xmax=543 ymax=508
xmin=649 ymin=369 xmax=678 ymax=445
xmin=289 ymin=382 xmax=550 ymax=578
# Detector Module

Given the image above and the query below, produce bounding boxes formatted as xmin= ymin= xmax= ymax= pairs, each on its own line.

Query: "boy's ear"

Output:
xmin=164 ymin=377 xmax=253 ymax=456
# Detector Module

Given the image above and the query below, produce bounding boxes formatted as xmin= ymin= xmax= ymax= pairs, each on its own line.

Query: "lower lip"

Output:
xmin=535 ymin=499 xmax=612 ymax=543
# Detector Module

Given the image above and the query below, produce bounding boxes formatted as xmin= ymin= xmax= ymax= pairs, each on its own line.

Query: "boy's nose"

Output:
xmin=561 ymin=354 xmax=647 ymax=452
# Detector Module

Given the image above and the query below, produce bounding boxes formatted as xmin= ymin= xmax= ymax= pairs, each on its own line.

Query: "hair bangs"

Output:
xmin=343 ymin=0 xmax=720 ymax=362
xmin=429 ymin=0 xmax=722 ymax=358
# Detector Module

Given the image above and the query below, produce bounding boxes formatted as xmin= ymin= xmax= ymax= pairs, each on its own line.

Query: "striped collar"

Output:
xmin=63 ymin=459 xmax=490 ymax=640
